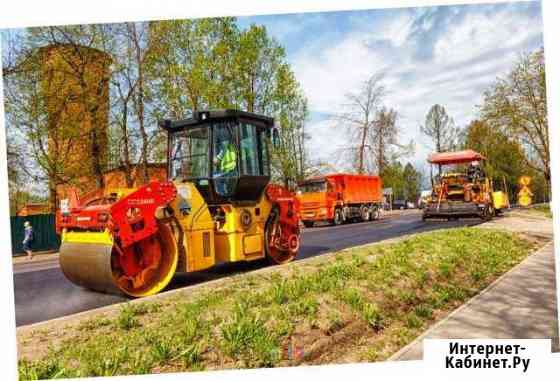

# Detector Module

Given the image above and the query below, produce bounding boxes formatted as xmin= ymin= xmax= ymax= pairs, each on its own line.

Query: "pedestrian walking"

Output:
xmin=23 ymin=221 xmax=34 ymax=260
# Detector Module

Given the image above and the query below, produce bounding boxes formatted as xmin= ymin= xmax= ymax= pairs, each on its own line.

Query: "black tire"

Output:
xmin=486 ymin=205 xmax=495 ymax=221
xmin=360 ymin=206 xmax=370 ymax=222
xmin=303 ymin=221 xmax=314 ymax=228
xmin=480 ymin=205 xmax=494 ymax=221
xmin=370 ymin=206 xmax=381 ymax=221
xmin=333 ymin=209 xmax=343 ymax=226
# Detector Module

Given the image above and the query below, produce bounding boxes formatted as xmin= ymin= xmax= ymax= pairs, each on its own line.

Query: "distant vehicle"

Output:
xmin=296 ymin=173 xmax=383 ymax=227
xmin=422 ymin=150 xmax=509 ymax=221
xmin=392 ymin=199 xmax=408 ymax=210
xmin=418 ymin=190 xmax=432 ymax=209
xmin=406 ymin=201 xmax=416 ymax=209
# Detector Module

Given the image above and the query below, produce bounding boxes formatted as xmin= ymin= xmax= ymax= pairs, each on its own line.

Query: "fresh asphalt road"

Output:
xmin=13 ymin=210 xmax=482 ymax=327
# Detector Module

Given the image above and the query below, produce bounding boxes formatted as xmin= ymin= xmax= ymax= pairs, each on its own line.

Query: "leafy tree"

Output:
xmin=380 ymin=161 xmax=404 ymax=199
xmin=3 ymin=25 xmax=114 ymax=210
xmin=402 ymin=163 xmax=422 ymax=201
xmin=421 ymin=104 xmax=460 ymax=153
xmin=4 ymin=17 xmax=311 ymax=212
xmin=146 ymin=18 xmax=240 ymax=117
xmin=480 ymin=49 xmax=549 ymax=197
xmin=380 ymin=161 xmax=422 ymax=201
xmin=462 ymin=120 xmax=528 ymax=201
xmin=146 ymin=19 xmax=308 ymax=188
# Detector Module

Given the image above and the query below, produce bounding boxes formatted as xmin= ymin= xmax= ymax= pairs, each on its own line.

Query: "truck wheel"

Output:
xmin=303 ymin=221 xmax=314 ymax=228
xmin=480 ymin=205 xmax=493 ymax=221
xmin=333 ymin=209 xmax=343 ymax=226
xmin=370 ymin=206 xmax=380 ymax=221
xmin=360 ymin=206 xmax=370 ymax=222
xmin=486 ymin=205 xmax=495 ymax=220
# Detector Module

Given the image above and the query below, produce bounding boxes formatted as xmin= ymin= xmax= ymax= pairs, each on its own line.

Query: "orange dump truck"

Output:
xmin=296 ymin=174 xmax=383 ymax=227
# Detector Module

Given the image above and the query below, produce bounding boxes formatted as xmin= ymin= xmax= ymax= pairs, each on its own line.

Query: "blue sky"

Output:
xmin=238 ymin=1 xmax=544 ymax=175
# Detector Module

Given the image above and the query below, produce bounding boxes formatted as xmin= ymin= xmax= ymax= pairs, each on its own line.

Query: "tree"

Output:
xmin=380 ymin=161 xmax=405 ymax=200
xmin=146 ymin=19 xmax=309 ymax=188
xmin=271 ymin=64 xmax=309 ymax=187
xmin=337 ymin=74 xmax=411 ymax=175
xmin=338 ymin=74 xmax=385 ymax=174
xmin=421 ymin=104 xmax=460 ymax=153
xmin=462 ymin=119 xmax=546 ymax=202
xmin=379 ymin=161 xmax=422 ymax=201
xmin=480 ymin=49 xmax=549 ymax=196
xmin=4 ymin=18 xmax=310 ymax=211
xmin=146 ymin=18 xmax=239 ymax=118
xmin=402 ymin=163 xmax=422 ymax=201
xmin=371 ymin=106 xmax=413 ymax=174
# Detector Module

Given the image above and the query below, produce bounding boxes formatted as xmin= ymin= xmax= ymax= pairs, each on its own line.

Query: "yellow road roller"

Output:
xmin=58 ymin=110 xmax=301 ymax=297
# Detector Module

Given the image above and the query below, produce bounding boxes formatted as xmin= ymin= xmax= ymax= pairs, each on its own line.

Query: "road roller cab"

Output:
xmin=58 ymin=110 xmax=301 ymax=297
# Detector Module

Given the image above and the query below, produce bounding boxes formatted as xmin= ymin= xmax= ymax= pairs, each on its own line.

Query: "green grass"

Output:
xmin=18 ymin=228 xmax=537 ymax=379
xmin=530 ymin=204 xmax=552 ymax=218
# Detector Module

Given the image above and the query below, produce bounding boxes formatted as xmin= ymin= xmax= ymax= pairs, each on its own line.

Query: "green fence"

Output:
xmin=10 ymin=214 xmax=60 ymax=255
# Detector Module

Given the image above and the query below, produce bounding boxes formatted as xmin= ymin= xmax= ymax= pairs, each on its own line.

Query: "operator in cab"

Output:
xmin=213 ymin=132 xmax=238 ymax=196
xmin=467 ymin=160 xmax=484 ymax=181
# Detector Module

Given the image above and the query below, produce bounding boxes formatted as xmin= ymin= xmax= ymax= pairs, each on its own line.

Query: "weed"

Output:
xmin=406 ymin=314 xmax=422 ymax=329
xmin=325 ymin=311 xmax=345 ymax=335
xmin=78 ymin=317 xmax=111 ymax=331
xmin=340 ymin=288 xmax=364 ymax=310
xmin=19 ymin=358 xmax=70 ymax=380
xmin=176 ymin=343 xmax=203 ymax=369
xmin=288 ymin=296 xmax=319 ymax=317
xmin=362 ymin=303 xmax=384 ymax=331
xmin=414 ymin=305 xmax=433 ymax=320
xmin=150 ymin=338 xmax=174 ymax=363
xmin=268 ymin=279 xmax=290 ymax=304
xmin=220 ymin=304 xmax=279 ymax=367
xmin=115 ymin=305 xmax=140 ymax=330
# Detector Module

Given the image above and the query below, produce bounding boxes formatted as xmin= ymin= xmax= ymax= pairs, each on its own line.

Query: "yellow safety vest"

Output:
xmin=220 ymin=145 xmax=237 ymax=172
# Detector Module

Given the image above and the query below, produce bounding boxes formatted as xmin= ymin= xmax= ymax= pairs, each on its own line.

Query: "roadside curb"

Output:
xmin=387 ymin=241 xmax=555 ymax=362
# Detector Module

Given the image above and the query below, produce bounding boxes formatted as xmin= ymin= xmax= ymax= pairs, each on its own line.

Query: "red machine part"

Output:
xmin=114 ymin=234 xmax=163 ymax=289
xmin=57 ymin=181 xmax=177 ymax=248
xmin=109 ymin=181 xmax=177 ymax=248
xmin=56 ymin=187 xmax=112 ymax=234
xmin=265 ymin=184 xmax=301 ymax=263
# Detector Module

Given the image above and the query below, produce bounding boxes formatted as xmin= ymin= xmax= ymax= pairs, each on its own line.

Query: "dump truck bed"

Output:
xmin=326 ymin=174 xmax=383 ymax=205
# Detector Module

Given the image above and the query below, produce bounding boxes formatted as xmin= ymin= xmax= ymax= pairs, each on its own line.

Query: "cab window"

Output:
xmin=240 ymin=123 xmax=259 ymax=176
xmin=169 ymin=127 xmax=209 ymax=179
xmin=299 ymin=181 xmax=326 ymax=193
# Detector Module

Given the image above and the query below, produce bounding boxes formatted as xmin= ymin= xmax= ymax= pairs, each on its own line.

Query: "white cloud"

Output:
xmin=289 ymin=4 xmax=543 ymax=170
